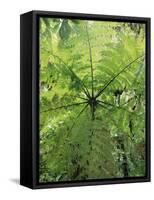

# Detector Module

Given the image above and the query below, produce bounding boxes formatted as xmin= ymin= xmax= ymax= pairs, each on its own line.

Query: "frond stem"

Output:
xmin=52 ymin=54 xmax=91 ymax=98
xmin=86 ymin=24 xmax=94 ymax=98
xmin=95 ymin=55 xmax=144 ymax=99
xmin=41 ymin=101 xmax=88 ymax=113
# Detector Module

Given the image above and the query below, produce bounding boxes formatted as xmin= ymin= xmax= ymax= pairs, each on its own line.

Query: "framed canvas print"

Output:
xmin=20 ymin=10 xmax=151 ymax=189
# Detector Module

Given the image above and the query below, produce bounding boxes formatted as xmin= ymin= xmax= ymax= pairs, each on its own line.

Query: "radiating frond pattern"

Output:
xmin=39 ymin=18 xmax=146 ymax=182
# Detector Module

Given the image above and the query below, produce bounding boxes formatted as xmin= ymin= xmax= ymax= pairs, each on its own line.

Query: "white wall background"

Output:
xmin=0 ymin=0 xmax=153 ymax=199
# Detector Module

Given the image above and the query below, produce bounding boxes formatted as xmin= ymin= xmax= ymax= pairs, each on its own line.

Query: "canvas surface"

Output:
xmin=39 ymin=17 xmax=146 ymax=183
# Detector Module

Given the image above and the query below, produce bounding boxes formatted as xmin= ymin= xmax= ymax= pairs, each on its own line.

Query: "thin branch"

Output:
xmin=68 ymin=67 xmax=91 ymax=98
xmin=98 ymin=101 xmax=126 ymax=113
xmin=98 ymin=96 xmax=135 ymax=107
xmin=95 ymin=55 xmax=144 ymax=99
xmin=98 ymin=100 xmax=113 ymax=107
xmin=98 ymin=100 xmax=138 ymax=116
xmin=72 ymin=95 xmax=89 ymax=101
xmin=67 ymin=103 xmax=89 ymax=136
xmin=86 ymin=24 xmax=94 ymax=98
xmin=41 ymin=101 xmax=87 ymax=113
xmin=52 ymin=54 xmax=91 ymax=98
xmin=97 ymin=102 xmax=108 ymax=109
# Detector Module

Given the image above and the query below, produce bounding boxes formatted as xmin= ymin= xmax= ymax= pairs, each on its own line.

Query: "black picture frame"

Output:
xmin=20 ymin=10 xmax=151 ymax=189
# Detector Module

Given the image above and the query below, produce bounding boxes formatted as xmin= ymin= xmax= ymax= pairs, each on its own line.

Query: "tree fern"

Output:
xmin=39 ymin=18 xmax=146 ymax=182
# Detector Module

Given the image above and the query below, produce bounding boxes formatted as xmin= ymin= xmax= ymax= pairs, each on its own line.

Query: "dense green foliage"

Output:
xmin=39 ymin=17 xmax=146 ymax=182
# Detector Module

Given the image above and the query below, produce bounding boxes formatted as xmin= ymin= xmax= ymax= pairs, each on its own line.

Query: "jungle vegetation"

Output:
xmin=39 ymin=17 xmax=146 ymax=183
